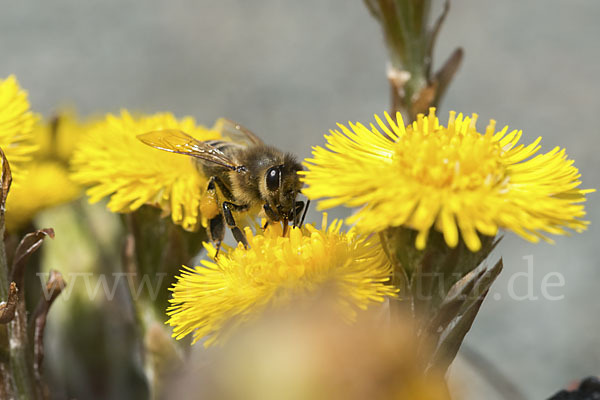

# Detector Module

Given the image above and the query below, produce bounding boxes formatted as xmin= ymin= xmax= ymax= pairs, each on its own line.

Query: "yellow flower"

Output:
xmin=71 ymin=110 xmax=222 ymax=231
xmin=174 ymin=308 xmax=450 ymax=400
xmin=6 ymin=161 xmax=80 ymax=231
xmin=302 ymin=108 xmax=593 ymax=251
xmin=167 ymin=215 xmax=396 ymax=346
xmin=36 ymin=109 xmax=96 ymax=162
xmin=5 ymin=112 xmax=96 ymax=232
xmin=0 ymin=75 xmax=38 ymax=182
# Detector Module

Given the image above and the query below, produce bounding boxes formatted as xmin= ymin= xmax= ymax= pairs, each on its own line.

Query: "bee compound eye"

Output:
xmin=266 ymin=166 xmax=280 ymax=191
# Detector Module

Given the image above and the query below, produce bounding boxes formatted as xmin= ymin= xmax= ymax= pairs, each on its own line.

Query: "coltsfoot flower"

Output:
xmin=37 ymin=109 xmax=96 ymax=163
xmin=5 ymin=112 xmax=93 ymax=231
xmin=167 ymin=215 xmax=397 ymax=346
xmin=0 ymin=75 xmax=38 ymax=182
xmin=6 ymin=161 xmax=81 ymax=231
xmin=302 ymin=108 xmax=593 ymax=251
xmin=71 ymin=110 xmax=222 ymax=231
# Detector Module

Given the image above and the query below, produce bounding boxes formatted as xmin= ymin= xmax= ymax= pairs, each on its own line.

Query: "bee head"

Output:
xmin=263 ymin=153 xmax=303 ymax=221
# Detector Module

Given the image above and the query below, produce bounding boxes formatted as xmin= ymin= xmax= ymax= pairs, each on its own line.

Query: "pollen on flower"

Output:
xmin=301 ymin=108 xmax=593 ymax=252
xmin=166 ymin=214 xmax=397 ymax=346
xmin=394 ymin=111 xmax=506 ymax=191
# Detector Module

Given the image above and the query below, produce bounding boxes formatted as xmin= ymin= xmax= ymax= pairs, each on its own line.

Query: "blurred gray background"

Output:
xmin=1 ymin=0 xmax=598 ymax=398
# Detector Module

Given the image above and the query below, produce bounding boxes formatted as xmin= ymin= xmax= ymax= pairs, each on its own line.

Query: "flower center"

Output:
xmin=393 ymin=127 xmax=506 ymax=191
xmin=237 ymin=226 xmax=338 ymax=286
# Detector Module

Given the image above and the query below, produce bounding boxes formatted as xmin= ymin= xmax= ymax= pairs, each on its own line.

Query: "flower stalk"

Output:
xmin=380 ymin=226 xmax=502 ymax=370
xmin=0 ymin=149 xmax=66 ymax=399
xmin=364 ymin=0 xmax=463 ymax=121
xmin=122 ymin=206 xmax=205 ymax=398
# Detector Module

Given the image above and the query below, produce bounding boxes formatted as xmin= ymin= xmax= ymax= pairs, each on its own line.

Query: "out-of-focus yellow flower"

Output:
xmin=302 ymin=108 xmax=594 ymax=251
xmin=5 ymin=111 xmax=92 ymax=232
xmin=6 ymin=161 xmax=80 ymax=231
xmin=169 ymin=307 xmax=451 ymax=400
xmin=71 ymin=110 xmax=222 ymax=231
xmin=36 ymin=109 xmax=96 ymax=163
xmin=167 ymin=215 xmax=397 ymax=346
xmin=0 ymin=75 xmax=38 ymax=182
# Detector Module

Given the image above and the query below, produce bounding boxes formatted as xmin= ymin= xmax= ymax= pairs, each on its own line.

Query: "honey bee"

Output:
xmin=137 ymin=119 xmax=308 ymax=254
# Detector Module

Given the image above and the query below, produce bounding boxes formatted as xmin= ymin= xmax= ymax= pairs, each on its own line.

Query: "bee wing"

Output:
xmin=213 ymin=118 xmax=264 ymax=146
xmin=137 ymin=129 xmax=242 ymax=171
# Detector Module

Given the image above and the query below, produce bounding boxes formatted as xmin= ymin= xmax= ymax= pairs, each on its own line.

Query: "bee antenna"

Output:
xmin=300 ymin=199 xmax=310 ymax=227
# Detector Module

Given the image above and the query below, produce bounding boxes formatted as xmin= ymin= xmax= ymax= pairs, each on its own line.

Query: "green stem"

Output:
xmin=366 ymin=0 xmax=462 ymax=120
xmin=0 ymin=216 xmax=9 ymax=301
xmin=9 ymin=302 xmax=35 ymax=400
xmin=379 ymin=230 xmax=412 ymax=321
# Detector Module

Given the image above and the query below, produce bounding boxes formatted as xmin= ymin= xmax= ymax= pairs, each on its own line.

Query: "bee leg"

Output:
xmin=292 ymin=201 xmax=305 ymax=227
xmin=205 ymin=174 xmax=242 ymax=253
xmin=204 ymin=176 xmax=231 ymax=255
xmin=263 ymin=203 xmax=279 ymax=221
xmin=222 ymin=202 xmax=250 ymax=249
xmin=300 ymin=199 xmax=310 ymax=227
xmin=207 ymin=175 xmax=235 ymax=201
xmin=208 ymin=214 xmax=225 ymax=257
